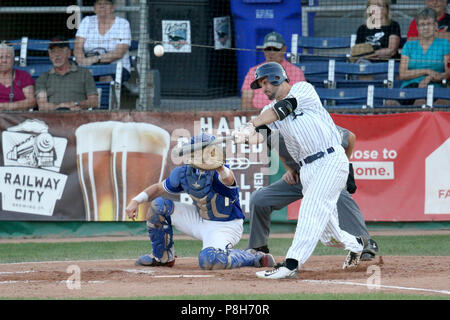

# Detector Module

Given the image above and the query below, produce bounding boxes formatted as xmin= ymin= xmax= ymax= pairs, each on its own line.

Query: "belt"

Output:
xmin=299 ymin=147 xmax=335 ymax=167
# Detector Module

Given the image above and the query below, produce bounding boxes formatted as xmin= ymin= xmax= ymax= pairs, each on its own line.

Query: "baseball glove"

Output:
xmin=185 ymin=144 xmax=225 ymax=170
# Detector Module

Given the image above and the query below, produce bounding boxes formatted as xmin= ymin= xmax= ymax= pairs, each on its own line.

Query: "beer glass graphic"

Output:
xmin=111 ymin=122 xmax=170 ymax=221
xmin=76 ymin=121 xmax=118 ymax=221
xmin=75 ymin=121 xmax=170 ymax=221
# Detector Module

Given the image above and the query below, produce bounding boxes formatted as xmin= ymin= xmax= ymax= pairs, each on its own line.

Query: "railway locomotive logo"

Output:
xmin=0 ymin=119 xmax=68 ymax=216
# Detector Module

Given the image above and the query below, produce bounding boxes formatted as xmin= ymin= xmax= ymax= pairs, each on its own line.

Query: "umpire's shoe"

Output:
xmin=343 ymin=236 xmax=369 ymax=269
xmin=256 ymin=262 xmax=298 ymax=279
xmin=361 ymin=239 xmax=379 ymax=261
xmin=135 ymin=254 xmax=175 ymax=267
xmin=253 ymin=245 xmax=269 ymax=254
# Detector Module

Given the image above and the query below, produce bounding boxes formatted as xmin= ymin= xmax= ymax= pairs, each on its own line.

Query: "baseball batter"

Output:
xmin=234 ymin=62 xmax=370 ymax=279
xmin=126 ymin=133 xmax=275 ymax=270
xmin=247 ymin=126 xmax=379 ymax=261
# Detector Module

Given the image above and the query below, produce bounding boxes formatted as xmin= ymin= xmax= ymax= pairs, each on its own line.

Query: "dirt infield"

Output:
xmin=1 ymin=255 xmax=449 ymax=298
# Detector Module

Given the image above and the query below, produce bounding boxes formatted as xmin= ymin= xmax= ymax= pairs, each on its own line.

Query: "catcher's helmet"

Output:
xmin=250 ymin=62 xmax=289 ymax=90
xmin=190 ymin=132 xmax=215 ymax=145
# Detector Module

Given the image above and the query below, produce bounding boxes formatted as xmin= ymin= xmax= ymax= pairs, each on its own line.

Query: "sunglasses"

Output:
xmin=264 ymin=47 xmax=281 ymax=52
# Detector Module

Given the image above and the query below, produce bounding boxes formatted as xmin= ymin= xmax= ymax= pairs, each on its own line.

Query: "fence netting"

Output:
xmin=0 ymin=0 xmax=448 ymax=113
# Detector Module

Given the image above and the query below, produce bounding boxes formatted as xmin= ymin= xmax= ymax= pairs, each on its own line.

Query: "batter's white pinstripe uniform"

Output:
xmin=262 ymin=81 xmax=363 ymax=266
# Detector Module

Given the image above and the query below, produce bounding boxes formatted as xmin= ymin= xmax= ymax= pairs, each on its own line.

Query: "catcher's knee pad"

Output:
xmin=198 ymin=247 xmax=229 ymax=270
xmin=146 ymin=197 xmax=175 ymax=263
xmin=198 ymin=247 xmax=261 ymax=270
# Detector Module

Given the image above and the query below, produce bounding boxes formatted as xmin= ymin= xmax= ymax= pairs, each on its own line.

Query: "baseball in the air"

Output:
xmin=154 ymin=44 xmax=164 ymax=57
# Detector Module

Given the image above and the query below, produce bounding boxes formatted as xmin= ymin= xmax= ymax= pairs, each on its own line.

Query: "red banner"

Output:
xmin=287 ymin=112 xmax=450 ymax=221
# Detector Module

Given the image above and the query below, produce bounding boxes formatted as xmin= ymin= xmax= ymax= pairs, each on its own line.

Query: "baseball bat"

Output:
xmin=171 ymin=135 xmax=234 ymax=157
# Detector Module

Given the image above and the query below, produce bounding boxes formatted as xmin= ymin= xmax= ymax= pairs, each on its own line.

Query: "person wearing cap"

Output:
xmin=241 ymin=31 xmax=305 ymax=110
xmin=0 ymin=42 xmax=36 ymax=111
xmin=74 ymin=0 xmax=131 ymax=82
xmin=35 ymin=37 xmax=98 ymax=111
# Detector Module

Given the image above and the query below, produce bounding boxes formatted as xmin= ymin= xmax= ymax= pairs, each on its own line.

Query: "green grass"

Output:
xmin=0 ymin=235 xmax=449 ymax=301
xmin=1 ymin=293 xmax=448 ymax=300
xmin=0 ymin=235 xmax=448 ymax=263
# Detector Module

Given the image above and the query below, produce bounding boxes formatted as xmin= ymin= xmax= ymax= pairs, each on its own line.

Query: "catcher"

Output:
xmin=126 ymin=133 xmax=275 ymax=270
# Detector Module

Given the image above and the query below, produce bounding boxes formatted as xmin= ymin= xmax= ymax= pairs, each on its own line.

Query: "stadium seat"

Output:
xmin=315 ymin=87 xmax=370 ymax=109
xmin=369 ymin=85 xmax=450 ymax=108
xmin=86 ymin=62 xmax=123 ymax=110
xmin=295 ymin=61 xmax=330 ymax=87
xmin=10 ymin=37 xmax=75 ymax=66
xmin=290 ymin=34 xmax=353 ymax=63
xmin=15 ymin=63 xmax=52 ymax=79
xmin=327 ymin=59 xmax=399 ymax=89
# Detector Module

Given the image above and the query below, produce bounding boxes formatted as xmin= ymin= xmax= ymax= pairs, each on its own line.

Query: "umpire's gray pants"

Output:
xmin=247 ymin=178 xmax=370 ymax=249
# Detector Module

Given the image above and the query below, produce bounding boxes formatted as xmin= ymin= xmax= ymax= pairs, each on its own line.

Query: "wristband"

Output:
xmin=132 ymin=191 xmax=149 ymax=204
xmin=218 ymin=166 xmax=232 ymax=181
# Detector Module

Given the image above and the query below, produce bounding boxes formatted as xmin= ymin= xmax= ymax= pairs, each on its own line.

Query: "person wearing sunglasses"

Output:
xmin=241 ymin=31 xmax=305 ymax=110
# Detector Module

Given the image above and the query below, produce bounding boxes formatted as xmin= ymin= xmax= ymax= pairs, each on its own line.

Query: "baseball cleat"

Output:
xmin=360 ymin=252 xmax=375 ymax=261
xmin=257 ymin=253 xmax=276 ymax=268
xmin=256 ymin=262 xmax=298 ymax=279
xmin=135 ymin=254 xmax=175 ymax=267
xmin=343 ymin=236 xmax=369 ymax=269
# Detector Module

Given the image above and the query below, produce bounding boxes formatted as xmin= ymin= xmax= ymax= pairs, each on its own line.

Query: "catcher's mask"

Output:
xmin=184 ymin=133 xmax=224 ymax=171
xmin=250 ymin=62 xmax=289 ymax=90
xmin=190 ymin=132 xmax=216 ymax=145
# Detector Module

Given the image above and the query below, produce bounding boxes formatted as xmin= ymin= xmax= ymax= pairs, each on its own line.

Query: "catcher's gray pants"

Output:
xmin=247 ymin=178 xmax=371 ymax=250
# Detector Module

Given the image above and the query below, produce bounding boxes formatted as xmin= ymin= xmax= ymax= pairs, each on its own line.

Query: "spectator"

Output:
xmin=35 ymin=37 xmax=98 ymax=111
xmin=0 ymin=42 xmax=36 ymax=111
xmin=74 ymin=0 xmax=131 ymax=82
xmin=399 ymin=8 xmax=450 ymax=105
xmin=355 ymin=0 xmax=401 ymax=62
xmin=241 ymin=31 xmax=305 ymax=110
xmin=407 ymin=0 xmax=450 ymax=41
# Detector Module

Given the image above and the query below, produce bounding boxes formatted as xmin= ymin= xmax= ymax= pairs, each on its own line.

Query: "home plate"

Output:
xmin=153 ymin=275 xmax=215 ymax=278
xmin=123 ymin=269 xmax=156 ymax=274
xmin=123 ymin=269 xmax=214 ymax=278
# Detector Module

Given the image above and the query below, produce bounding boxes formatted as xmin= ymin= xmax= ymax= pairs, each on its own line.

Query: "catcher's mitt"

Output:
xmin=184 ymin=144 xmax=225 ymax=170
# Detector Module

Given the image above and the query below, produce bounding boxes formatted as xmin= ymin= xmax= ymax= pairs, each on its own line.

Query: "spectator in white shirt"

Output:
xmin=74 ymin=0 xmax=131 ymax=81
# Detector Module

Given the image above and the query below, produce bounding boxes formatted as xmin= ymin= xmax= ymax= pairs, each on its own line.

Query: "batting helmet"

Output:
xmin=250 ymin=62 xmax=289 ymax=89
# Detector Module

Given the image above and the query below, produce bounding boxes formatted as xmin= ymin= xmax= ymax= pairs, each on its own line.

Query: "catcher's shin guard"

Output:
xmin=198 ymin=247 xmax=272 ymax=270
xmin=146 ymin=197 xmax=175 ymax=264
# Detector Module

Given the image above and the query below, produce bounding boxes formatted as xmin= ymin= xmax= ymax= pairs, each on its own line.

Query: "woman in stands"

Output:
xmin=355 ymin=0 xmax=401 ymax=62
xmin=74 ymin=0 xmax=131 ymax=81
xmin=399 ymin=8 xmax=450 ymax=105
xmin=0 ymin=42 xmax=36 ymax=111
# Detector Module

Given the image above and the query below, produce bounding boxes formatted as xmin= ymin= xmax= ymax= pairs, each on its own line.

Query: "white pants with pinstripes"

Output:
xmin=286 ymin=145 xmax=363 ymax=265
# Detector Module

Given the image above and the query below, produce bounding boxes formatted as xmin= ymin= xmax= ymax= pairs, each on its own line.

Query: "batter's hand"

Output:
xmin=232 ymin=122 xmax=255 ymax=144
xmin=283 ymin=170 xmax=299 ymax=185
xmin=126 ymin=200 xmax=139 ymax=221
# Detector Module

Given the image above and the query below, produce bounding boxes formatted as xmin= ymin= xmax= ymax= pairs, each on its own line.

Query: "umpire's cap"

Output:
xmin=250 ymin=62 xmax=289 ymax=90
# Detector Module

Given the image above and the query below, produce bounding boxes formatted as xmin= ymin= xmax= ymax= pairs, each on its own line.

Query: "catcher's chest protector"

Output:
xmin=180 ymin=166 xmax=235 ymax=221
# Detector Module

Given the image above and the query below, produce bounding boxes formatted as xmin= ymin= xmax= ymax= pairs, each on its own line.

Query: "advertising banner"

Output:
xmin=0 ymin=111 xmax=269 ymax=221
xmin=287 ymin=112 xmax=450 ymax=221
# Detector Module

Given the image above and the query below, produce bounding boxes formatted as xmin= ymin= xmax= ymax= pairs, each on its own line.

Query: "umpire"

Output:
xmin=247 ymin=126 xmax=379 ymax=261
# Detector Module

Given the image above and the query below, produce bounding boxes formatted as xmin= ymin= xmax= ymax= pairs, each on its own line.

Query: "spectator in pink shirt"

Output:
xmin=0 ymin=42 xmax=36 ymax=111
xmin=241 ymin=32 xmax=305 ymax=110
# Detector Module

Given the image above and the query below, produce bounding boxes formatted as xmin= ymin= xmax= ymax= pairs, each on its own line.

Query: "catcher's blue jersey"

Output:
xmin=163 ymin=165 xmax=245 ymax=221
